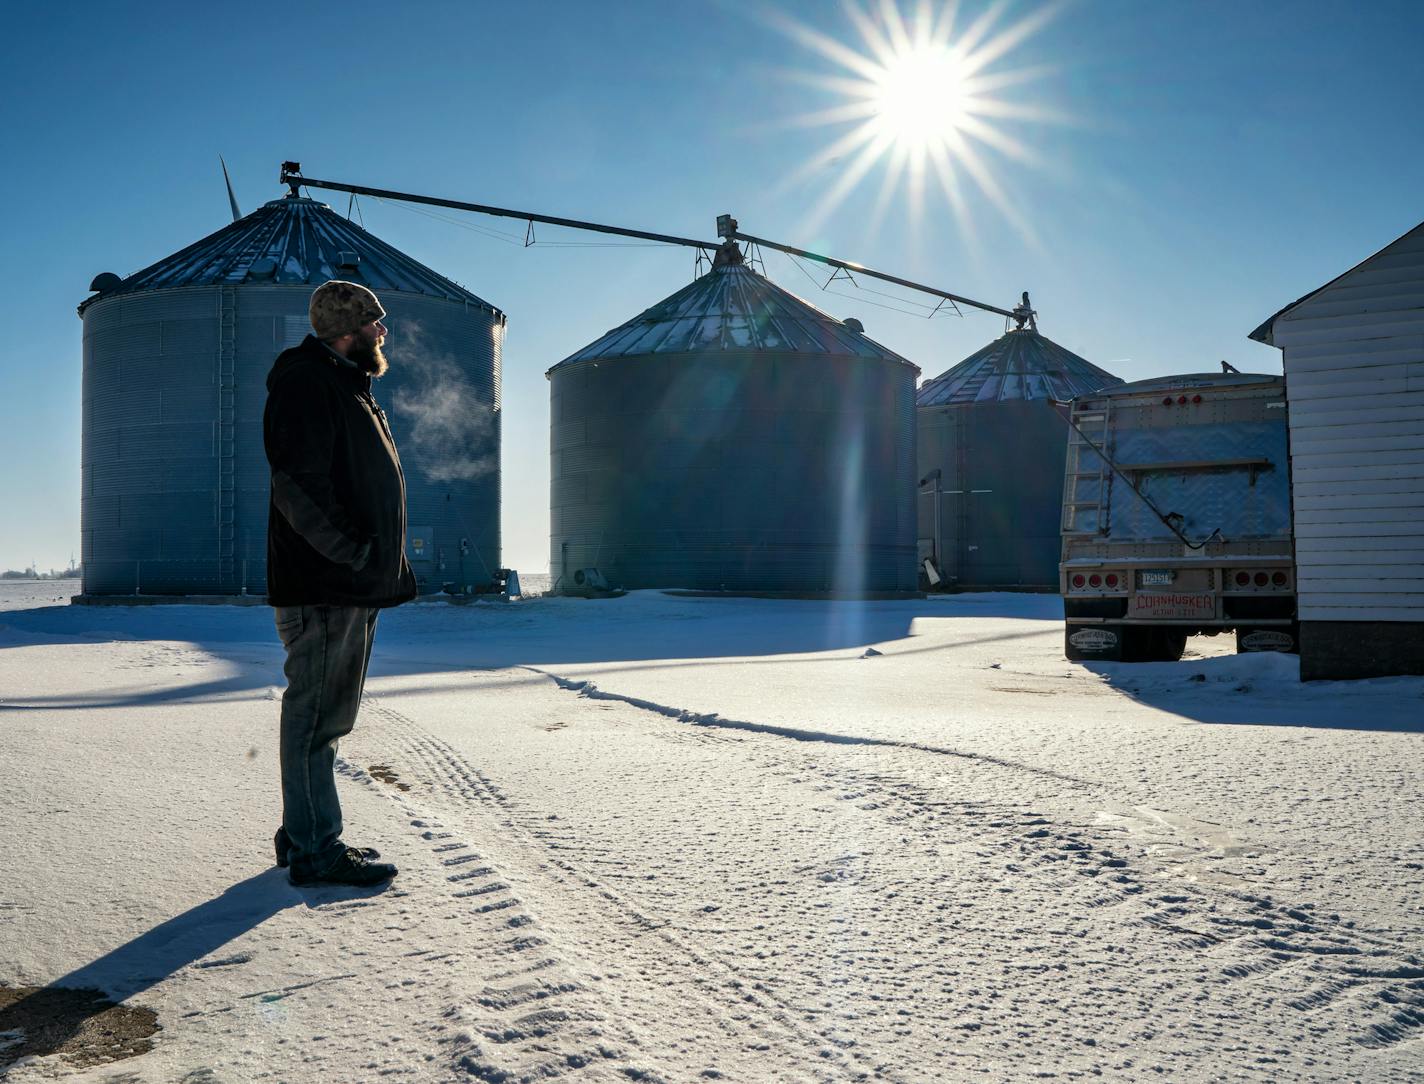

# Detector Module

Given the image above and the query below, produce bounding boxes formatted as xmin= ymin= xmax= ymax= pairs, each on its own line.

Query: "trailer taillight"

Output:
xmin=1229 ymin=568 xmax=1290 ymax=591
xmin=1161 ymin=396 xmax=1173 ymax=406
xmin=1088 ymin=574 xmax=1102 ymax=588
xmin=1177 ymin=395 xmax=1189 ymax=405
xmin=1105 ymin=573 xmax=1120 ymax=588
xmin=1192 ymin=394 xmax=1202 ymax=404
xmin=1071 ymin=574 xmax=1086 ymax=588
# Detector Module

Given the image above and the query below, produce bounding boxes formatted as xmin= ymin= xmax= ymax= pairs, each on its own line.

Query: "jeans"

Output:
xmin=274 ymin=604 xmax=379 ymax=875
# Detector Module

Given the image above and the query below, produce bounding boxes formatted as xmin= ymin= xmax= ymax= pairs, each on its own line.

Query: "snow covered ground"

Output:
xmin=2 ymin=578 xmax=1422 ymax=1082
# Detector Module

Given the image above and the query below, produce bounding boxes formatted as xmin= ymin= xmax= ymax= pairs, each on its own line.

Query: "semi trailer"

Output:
xmin=1060 ymin=372 xmax=1296 ymax=662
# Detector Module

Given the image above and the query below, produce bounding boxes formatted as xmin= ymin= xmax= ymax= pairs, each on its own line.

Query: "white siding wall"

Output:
xmin=1274 ymin=225 xmax=1424 ymax=623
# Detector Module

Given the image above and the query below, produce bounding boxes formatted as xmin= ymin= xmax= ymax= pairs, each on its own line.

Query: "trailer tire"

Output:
xmin=1122 ymin=626 xmax=1157 ymax=662
xmin=1116 ymin=625 xmax=1188 ymax=662
xmin=1154 ymin=627 xmax=1189 ymax=662
xmin=1114 ymin=626 xmax=1146 ymax=662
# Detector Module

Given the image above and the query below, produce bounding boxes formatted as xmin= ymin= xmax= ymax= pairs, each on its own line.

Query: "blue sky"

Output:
xmin=3 ymin=0 xmax=1422 ymax=574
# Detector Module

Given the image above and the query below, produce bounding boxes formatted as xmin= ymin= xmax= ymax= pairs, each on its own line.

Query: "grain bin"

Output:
xmin=78 ymin=189 xmax=504 ymax=597
xmin=916 ymin=308 xmax=1121 ymax=589
xmin=547 ymin=241 xmax=919 ymax=595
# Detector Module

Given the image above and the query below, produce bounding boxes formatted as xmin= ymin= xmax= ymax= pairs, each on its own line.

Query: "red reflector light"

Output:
xmin=1177 ymin=395 xmax=1189 ymax=405
xmin=1161 ymin=396 xmax=1173 ymax=406
xmin=1271 ymin=571 xmax=1287 ymax=586
xmin=1235 ymin=571 xmax=1250 ymax=586
xmin=1088 ymin=574 xmax=1102 ymax=588
xmin=1071 ymin=574 xmax=1085 ymax=588
xmin=1192 ymin=394 xmax=1202 ymax=404
xmin=1105 ymin=573 xmax=1119 ymax=587
xmin=1254 ymin=571 xmax=1269 ymax=587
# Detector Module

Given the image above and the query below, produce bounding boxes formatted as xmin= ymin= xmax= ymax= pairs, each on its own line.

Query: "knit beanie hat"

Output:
xmin=309 ymin=280 xmax=385 ymax=340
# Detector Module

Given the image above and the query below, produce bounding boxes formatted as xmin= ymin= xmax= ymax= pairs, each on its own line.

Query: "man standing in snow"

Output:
xmin=264 ymin=280 xmax=416 ymax=887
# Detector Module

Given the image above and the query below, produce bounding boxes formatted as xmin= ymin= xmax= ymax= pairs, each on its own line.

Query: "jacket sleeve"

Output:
xmin=264 ymin=370 xmax=371 ymax=567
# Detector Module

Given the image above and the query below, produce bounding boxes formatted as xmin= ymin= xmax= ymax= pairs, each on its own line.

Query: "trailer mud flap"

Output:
xmin=1236 ymin=626 xmax=1299 ymax=654
xmin=1065 ymin=625 xmax=1124 ymax=662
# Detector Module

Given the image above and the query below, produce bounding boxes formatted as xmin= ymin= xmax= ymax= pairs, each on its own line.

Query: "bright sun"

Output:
xmin=769 ymin=0 xmax=1064 ymax=241
xmin=871 ymin=43 xmax=971 ymax=150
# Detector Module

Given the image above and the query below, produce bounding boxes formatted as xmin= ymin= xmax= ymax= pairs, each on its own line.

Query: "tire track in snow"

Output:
xmin=358 ymin=700 xmax=862 ymax=1083
xmin=1093 ymin=805 xmax=1424 ymax=1052
xmin=1194 ymin=890 xmax=1424 ymax=1054
xmin=524 ymin=668 xmax=1159 ymax=916
xmin=363 ymin=683 xmax=1173 ymax=1077
xmin=522 ymin=667 xmax=1424 ymax=1066
xmin=333 ymin=753 xmax=669 ymax=1082
xmin=520 ymin=666 xmax=1092 ymax=787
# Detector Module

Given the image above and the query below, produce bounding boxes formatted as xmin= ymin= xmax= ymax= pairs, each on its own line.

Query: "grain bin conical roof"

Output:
xmin=916 ymin=328 xmax=1120 ymax=406
xmin=550 ymin=244 xmax=914 ymax=370
xmin=79 ymin=193 xmax=499 ymax=314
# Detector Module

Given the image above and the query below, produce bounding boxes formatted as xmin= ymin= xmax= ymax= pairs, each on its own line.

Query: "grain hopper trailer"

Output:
xmin=1060 ymin=373 xmax=1296 ymax=661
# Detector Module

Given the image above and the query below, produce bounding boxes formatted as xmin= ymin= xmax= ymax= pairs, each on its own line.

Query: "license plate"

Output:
xmin=1129 ymin=593 xmax=1214 ymax=619
xmin=1140 ymin=569 xmax=1175 ymax=586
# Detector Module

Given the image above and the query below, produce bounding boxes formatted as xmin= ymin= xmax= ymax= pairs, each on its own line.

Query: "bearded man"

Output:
xmin=263 ymin=280 xmax=416 ymax=887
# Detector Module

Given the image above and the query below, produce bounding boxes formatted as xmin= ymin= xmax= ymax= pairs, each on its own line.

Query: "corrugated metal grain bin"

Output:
xmin=547 ymin=242 xmax=919 ymax=594
xmin=916 ymin=321 xmax=1121 ymax=589
xmin=77 ymin=192 xmax=504 ymax=597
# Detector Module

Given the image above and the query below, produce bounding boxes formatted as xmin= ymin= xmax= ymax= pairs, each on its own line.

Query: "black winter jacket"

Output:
xmin=264 ymin=335 xmax=417 ymax=608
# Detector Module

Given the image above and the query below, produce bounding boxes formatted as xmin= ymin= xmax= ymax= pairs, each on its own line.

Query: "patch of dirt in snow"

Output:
xmin=367 ymin=763 xmax=412 ymax=791
xmin=0 ymin=985 xmax=159 ymax=1071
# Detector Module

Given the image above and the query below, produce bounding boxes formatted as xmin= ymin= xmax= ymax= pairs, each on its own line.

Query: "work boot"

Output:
xmin=274 ymin=827 xmax=379 ymax=869
xmin=289 ymin=846 xmax=398 ymax=888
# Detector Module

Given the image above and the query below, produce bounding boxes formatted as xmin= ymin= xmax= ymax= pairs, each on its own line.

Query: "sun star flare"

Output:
xmin=771 ymin=0 xmax=1064 ymax=241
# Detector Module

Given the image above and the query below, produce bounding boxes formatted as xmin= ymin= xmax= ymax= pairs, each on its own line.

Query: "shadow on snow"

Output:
xmin=1080 ymin=653 xmax=1424 ymax=733
xmin=0 ymin=870 xmax=386 ymax=1069
xmin=0 ymin=592 xmax=1062 ymax=713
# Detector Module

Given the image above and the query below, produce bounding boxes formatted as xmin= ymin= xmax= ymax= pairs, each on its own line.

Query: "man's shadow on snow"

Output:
xmin=0 ymin=870 xmax=387 ymax=1069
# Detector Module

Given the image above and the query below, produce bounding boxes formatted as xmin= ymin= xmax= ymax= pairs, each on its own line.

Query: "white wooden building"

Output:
xmin=1250 ymin=221 xmax=1424 ymax=680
